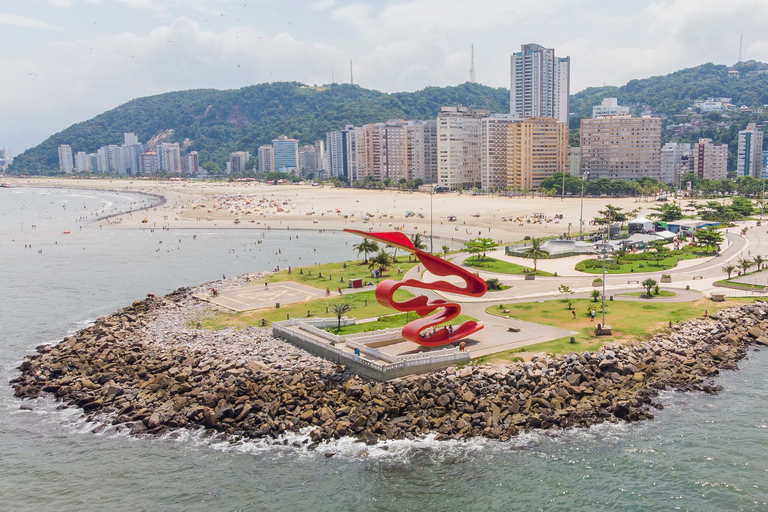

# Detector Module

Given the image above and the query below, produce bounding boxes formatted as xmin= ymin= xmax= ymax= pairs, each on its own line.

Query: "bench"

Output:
xmin=595 ymin=324 xmax=613 ymax=336
xmin=711 ymin=293 xmax=725 ymax=302
xmin=693 ymin=276 xmax=703 ymax=280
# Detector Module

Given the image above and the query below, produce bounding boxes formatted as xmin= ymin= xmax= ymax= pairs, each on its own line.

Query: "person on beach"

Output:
xmin=590 ymin=309 xmax=596 ymax=321
xmin=264 ymin=282 xmax=268 ymax=289
xmin=326 ymin=287 xmax=330 ymax=296
xmin=338 ymin=286 xmax=342 ymax=295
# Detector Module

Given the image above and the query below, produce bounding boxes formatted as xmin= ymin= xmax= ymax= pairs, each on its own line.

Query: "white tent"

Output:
xmin=628 ymin=215 xmax=654 ymax=233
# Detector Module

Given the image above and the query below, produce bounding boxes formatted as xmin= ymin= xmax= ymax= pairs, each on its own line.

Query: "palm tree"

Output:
xmin=331 ymin=302 xmax=351 ymax=330
xmin=522 ymin=237 xmax=549 ymax=273
xmin=754 ymin=255 xmax=764 ymax=271
xmin=642 ymin=278 xmax=657 ymax=297
xmin=722 ymin=264 xmax=735 ymax=279
xmin=738 ymin=257 xmax=754 ymax=276
xmin=442 ymin=245 xmax=450 ymax=259
xmin=353 ymin=238 xmax=379 ymax=264
xmin=410 ymin=232 xmax=426 ymax=251
xmin=368 ymin=250 xmax=393 ymax=276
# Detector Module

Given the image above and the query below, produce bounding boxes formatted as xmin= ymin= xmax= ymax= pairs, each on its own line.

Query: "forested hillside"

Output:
xmin=10 ymin=82 xmax=509 ymax=173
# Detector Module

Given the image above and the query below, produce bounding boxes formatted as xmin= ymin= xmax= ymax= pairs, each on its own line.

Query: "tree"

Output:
xmin=442 ymin=245 xmax=450 ymax=259
xmin=642 ymin=278 xmax=657 ymax=297
xmin=590 ymin=289 xmax=601 ymax=302
xmin=368 ymin=250 xmax=393 ymax=275
xmin=521 ymin=238 xmax=549 ymax=272
xmin=694 ymin=228 xmax=724 ymax=252
xmin=410 ymin=232 xmax=426 ymax=251
xmin=738 ymin=257 xmax=754 ymax=276
xmin=722 ymin=264 xmax=735 ymax=279
xmin=353 ymin=238 xmax=379 ymax=264
xmin=648 ymin=203 xmax=684 ymax=222
xmin=754 ymin=255 xmax=765 ymax=271
xmin=594 ymin=204 xmax=627 ymax=227
xmin=559 ymin=285 xmax=574 ymax=307
xmin=462 ymin=238 xmax=483 ymax=262
xmin=331 ymin=302 xmax=351 ymax=330
xmin=477 ymin=237 xmax=498 ymax=259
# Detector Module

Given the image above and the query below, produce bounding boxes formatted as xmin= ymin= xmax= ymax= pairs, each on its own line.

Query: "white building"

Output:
xmin=480 ymin=114 xmax=515 ymax=190
xmin=592 ymin=98 xmax=630 ymax=118
xmin=258 ymin=145 xmax=274 ymax=174
xmin=124 ymin=133 xmax=139 ymax=146
xmin=74 ymin=151 xmax=90 ymax=172
xmin=737 ymin=123 xmax=764 ymax=178
xmin=660 ymin=143 xmax=692 ymax=185
xmin=158 ymin=143 xmax=182 ymax=173
xmin=692 ymin=98 xmax=733 ymax=112
xmin=313 ymin=139 xmax=325 ymax=173
xmin=437 ymin=106 xmax=490 ymax=190
xmin=510 ymin=43 xmax=570 ymax=123
xmin=58 ymin=145 xmax=74 ymax=174
xmin=185 ymin=151 xmax=199 ymax=176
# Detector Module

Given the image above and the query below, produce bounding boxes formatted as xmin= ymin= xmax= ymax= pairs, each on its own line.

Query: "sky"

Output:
xmin=2 ymin=0 xmax=768 ymax=154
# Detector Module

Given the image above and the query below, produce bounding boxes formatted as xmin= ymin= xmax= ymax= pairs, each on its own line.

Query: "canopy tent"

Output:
xmin=628 ymin=215 xmax=654 ymax=234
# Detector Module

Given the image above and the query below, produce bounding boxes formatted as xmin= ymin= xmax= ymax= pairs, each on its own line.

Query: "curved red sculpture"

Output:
xmin=345 ymin=230 xmax=486 ymax=347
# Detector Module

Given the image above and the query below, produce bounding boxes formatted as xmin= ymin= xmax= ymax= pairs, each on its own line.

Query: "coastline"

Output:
xmin=11 ymin=284 xmax=767 ymax=445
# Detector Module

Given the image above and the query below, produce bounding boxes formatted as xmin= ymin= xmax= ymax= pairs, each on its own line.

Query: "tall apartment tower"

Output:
xmin=258 ymin=145 xmax=275 ymax=174
xmin=406 ymin=120 xmax=438 ymax=184
xmin=510 ymin=43 xmax=570 ymax=123
xmin=228 ymin=151 xmax=250 ymax=174
xmin=437 ymin=106 xmax=490 ymax=190
xmin=313 ymin=140 xmax=325 ymax=173
xmin=158 ymin=143 xmax=182 ymax=173
xmin=507 ymin=117 xmax=568 ymax=190
xmin=737 ymin=123 xmax=764 ymax=178
xmin=480 ymin=114 xmax=515 ymax=191
xmin=693 ymin=138 xmax=728 ymax=180
xmin=185 ymin=151 xmax=199 ymax=176
xmin=58 ymin=144 xmax=74 ymax=174
xmin=272 ymin=135 xmax=299 ymax=172
xmin=326 ymin=125 xmax=363 ymax=181
xmin=660 ymin=142 xmax=692 ymax=185
xmin=74 ymin=151 xmax=90 ymax=173
xmin=580 ymin=116 xmax=662 ymax=181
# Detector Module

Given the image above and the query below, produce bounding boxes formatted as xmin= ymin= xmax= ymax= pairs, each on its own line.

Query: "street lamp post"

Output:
xmin=579 ymin=171 xmax=589 ymax=241
xmin=430 ymin=185 xmax=434 ymax=254
xmin=602 ymin=213 xmax=611 ymax=326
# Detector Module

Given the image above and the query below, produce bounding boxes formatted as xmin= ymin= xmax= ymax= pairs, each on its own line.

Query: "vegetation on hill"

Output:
xmin=9 ymin=82 xmax=509 ymax=174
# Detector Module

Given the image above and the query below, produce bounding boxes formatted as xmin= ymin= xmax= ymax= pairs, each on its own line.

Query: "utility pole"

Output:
xmin=469 ymin=44 xmax=476 ymax=83
xmin=350 ymin=60 xmax=353 ymax=85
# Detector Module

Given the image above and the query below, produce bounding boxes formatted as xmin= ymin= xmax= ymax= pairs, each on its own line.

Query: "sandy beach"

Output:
xmin=4 ymin=177 xmax=658 ymax=244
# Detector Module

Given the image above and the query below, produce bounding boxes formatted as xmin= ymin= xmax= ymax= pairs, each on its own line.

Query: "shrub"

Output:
xmin=590 ymin=290 xmax=600 ymax=302
xmin=523 ymin=235 xmax=532 ymax=240
xmin=486 ymin=277 xmax=503 ymax=290
xmin=592 ymin=277 xmax=603 ymax=283
xmin=661 ymin=273 xmax=671 ymax=278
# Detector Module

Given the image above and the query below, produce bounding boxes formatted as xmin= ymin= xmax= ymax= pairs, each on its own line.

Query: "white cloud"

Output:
xmin=0 ymin=12 xmax=64 ymax=31
xmin=309 ymin=0 xmax=335 ymax=10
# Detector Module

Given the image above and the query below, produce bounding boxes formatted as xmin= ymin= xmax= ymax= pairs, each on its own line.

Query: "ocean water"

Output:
xmin=1 ymin=186 xmax=767 ymax=512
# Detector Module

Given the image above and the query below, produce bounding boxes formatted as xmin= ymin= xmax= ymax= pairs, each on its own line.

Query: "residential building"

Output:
xmin=74 ymin=151 xmax=90 ymax=172
xmin=592 ymin=98 xmax=630 ymax=118
xmin=693 ymin=98 xmax=734 ymax=112
xmin=737 ymin=123 xmax=764 ymax=178
xmin=509 ymin=43 xmax=570 ymax=123
xmin=107 ymin=145 xmax=123 ymax=173
xmin=579 ymin=116 xmax=662 ymax=181
xmin=88 ymin=154 xmax=98 ymax=173
xmin=124 ymin=133 xmax=139 ymax=146
xmin=506 ymin=117 xmax=568 ymax=190
xmin=96 ymin=147 xmax=109 ymax=173
xmin=360 ymin=120 xmax=410 ymax=182
xmin=158 ymin=143 xmax=182 ymax=173
xmin=139 ymin=151 xmax=160 ymax=175
xmin=313 ymin=140 xmax=325 ymax=173
xmin=660 ymin=142 xmax=692 ymax=185
xmin=58 ymin=144 xmax=74 ymax=174
xmin=693 ymin=138 xmax=728 ymax=180
xmin=0 ymin=147 xmax=12 ymax=170
xmin=0 ymin=147 xmax=9 ymax=159
xmin=406 ymin=120 xmax=437 ymax=184
xmin=185 ymin=151 xmax=199 ymax=176
xmin=762 ymin=150 xmax=768 ymax=179
xmin=480 ymin=114 xmax=515 ymax=190
xmin=273 ymin=135 xmax=299 ymax=172
xmin=437 ymin=106 xmax=489 ymax=190
xmin=326 ymin=125 xmax=361 ymax=181
xmin=228 ymin=151 xmax=250 ymax=174
xmin=568 ymin=147 xmax=580 ymax=176
xmin=258 ymin=145 xmax=274 ymax=174
xmin=299 ymin=145 xmax=317 ymax=175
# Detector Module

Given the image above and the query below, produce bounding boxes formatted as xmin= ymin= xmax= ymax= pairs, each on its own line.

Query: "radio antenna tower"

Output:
xmin=469 ymin=44 xmax=476 ymax=83
xmin=331 ymin=68 xmax=335 ymax=84
xmin=738 ymin=31 xmax=743 ymax=62
xmin=350 ymin=60 xmax=354 ymax=85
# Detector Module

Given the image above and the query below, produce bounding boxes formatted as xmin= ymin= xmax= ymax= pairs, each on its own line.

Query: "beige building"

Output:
xmin=228 ymin=151 xmax=250 ymax=174
xmin=406 ymin=120 xmax=437 ymax=184
xmin=480 ymin=115 xmax=515 ymax=191
xmin=693 ymin=138 xmax=728 ymax=180
xmin=579 ymin=116 xmax=662 ymax=181
xmin=506 ymin=117 xmax=568 ymax=190
xmin=437 ymin=106 xmax=490 ymax=190
xmin=258 ymin=145 xmax=274 ymax=174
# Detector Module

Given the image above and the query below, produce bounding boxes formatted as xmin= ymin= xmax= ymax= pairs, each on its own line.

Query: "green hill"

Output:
xmin=10 ymin=82 xmax=509 ymax=174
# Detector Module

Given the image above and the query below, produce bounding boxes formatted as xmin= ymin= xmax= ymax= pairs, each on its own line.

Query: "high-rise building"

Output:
xmin=298 ymin=145 xmax=317 ymax=174
xmin=0 ymin=147 xmax=12 ymax=170
xmin=437 ymin=106 xmax=490 ymax=190
xmin=313 ymin=140 xmax=325 ymax=173
xmin=272 ymin=135 xmax=299 ymax=172
xmin=258 ymin=145 xmax=274 ymax=174
xmin=96 ymin=147 xmax=109 ymax=173
xmin=506 ymin=117 xmax=568 ymax=190
xmin=326 ymin=126 xmax=360 ymax=180
xmin=592 ymin=98 xmax=630 ymax=118
xmin=74 ymin=151 xmax=90 ymax=173
xmin=693 ymin=138 xmax=728 ymax=180
xmin=228 ymin=151 xmax=250 ymax=174
xmin=185 ymin=151 xmax=199 ymax=176
xmin=139 ymin=152 xmax=160 ymax=175
xmin=58 ymin=145 xmax=74 ymax=174
xmin=568 ymin=147 xmax=581 ymax=176
xmin=480 ymin=115 xmax=515 ymax=191
xmin=0 ymin=147 xmax=10 ymax=159
xmin=660 ymin=142 xmax=692 ymax=185
xmin=579 ymin=116 xmax=662 ymax=181
xmin=406 ymin=120 xmax=437 ymax=184
xmin=762 ymin=150 xmax=768 ymax=179
xmin=509 ymin=43 xmax=570 ymax=123
xmin=158 ymin=143 xmax=182 ymax=173
xmin=737 ymin=123 xmax=764 ymax=178
xmin=360 ymin=120 xmax=409 ymax=182
xmin=89 ymin=154 xmax=98 ymax=173
xmin=124 ymin=133 xmax=139 ymax=146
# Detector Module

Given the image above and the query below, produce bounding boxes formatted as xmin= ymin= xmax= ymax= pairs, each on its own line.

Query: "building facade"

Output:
xmin=406 ymin=120 xmax=438 ymax=184
xmin=437 ymin=106 xmax=489 ymax=190
xmin=480 ymin=114 xmax=515 ymax=190
xmin=258 ymin=145 xmax=275 ymax=174
xmin=272 ymin=135 xmax=299 ymax=172
xmin=228 ymin=151 xmax=250 ymax=174
xmin=506 ymin=117 xmax=568 ymax=190
xmin=58 ymin=145 xmax=74 ymax=174
xmin=592 ymin=98 xmax=630 ymax=118
xmin=737 ymin=123 xmax=764 ymax=178
xmin=579 ymin=116 xmax=662 ymax=181
xmin=185 ymin=151 xmax=199 ymax=176
xmin=509 ymin=43 xmax=570 ymax=123
xmin=693 ymin=138 xmax=728 ymax=180
xmin=74 ymin=151 xmax=90 ymax=173
xmin=660 ymin=142 xmax=692 ymax=185
xmin=158 ymin=143 xmax=182 ymax=173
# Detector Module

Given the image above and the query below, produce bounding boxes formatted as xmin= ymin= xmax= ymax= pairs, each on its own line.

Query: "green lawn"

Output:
xmin=713 ymin=280 xmax=767 ymax=290
xmin=261 ymin=259 xmax=418 ymax=290
xmin=575 ymin=247 xmax=716 ymax=274
xmin=618 ymin=290 xmax=678 ymax=298
xmin=479 ymin=297 xmax=748 ymax=361
xmin=463 ymin=256 xmax=554 ymax=276
xmin=326 ymin=313 xmax=476 ymax=335
xmin=201 ymin=289 xmax=415 ymax=329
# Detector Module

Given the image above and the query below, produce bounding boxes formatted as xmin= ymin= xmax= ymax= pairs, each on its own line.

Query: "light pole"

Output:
xmin=579 ymin=171 xmax=589 ymax=241
xmin=602 ymin=212 xmax=612 ymax=326
xmin=430 ymin=185 xmax=434 ymax=254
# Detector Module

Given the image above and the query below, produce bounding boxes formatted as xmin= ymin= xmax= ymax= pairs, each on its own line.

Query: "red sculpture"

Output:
xmin=345 ymin=230 xmax=486 ymax=347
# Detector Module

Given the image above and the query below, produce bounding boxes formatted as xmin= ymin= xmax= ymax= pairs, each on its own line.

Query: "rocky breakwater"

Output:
xmin=10 ymin=291 xmax=768 ymax=446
